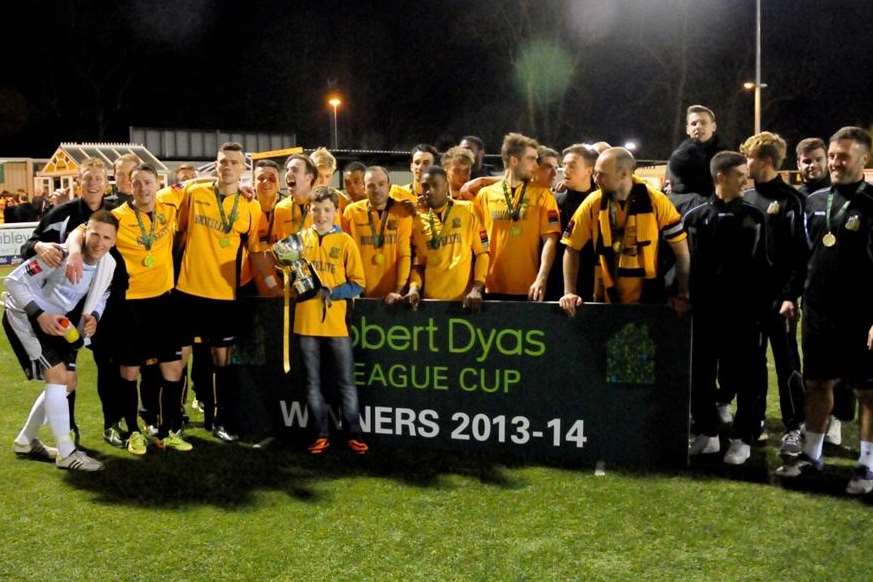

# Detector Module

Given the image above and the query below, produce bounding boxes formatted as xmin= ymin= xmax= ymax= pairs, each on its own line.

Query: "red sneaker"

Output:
xmin=307 ymin=437 xmax=330 ymax=455
xmin=347 ymin=439 xmax=369 ymax=455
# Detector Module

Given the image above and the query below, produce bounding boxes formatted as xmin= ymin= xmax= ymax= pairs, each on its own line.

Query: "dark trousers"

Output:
xmin=692 ymin=312 xmax=767 ymax=443
xmin=298 ymin=336 xmax=362 ymax=438
xmin=717 ymin=308 xmax=805 ymax=431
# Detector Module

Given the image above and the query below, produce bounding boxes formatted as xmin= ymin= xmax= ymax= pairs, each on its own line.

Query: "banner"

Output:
xmin=0 ymin=222 xmax=36 ymax=266
xmin=234 ymin=299 xmax=691 ymax=469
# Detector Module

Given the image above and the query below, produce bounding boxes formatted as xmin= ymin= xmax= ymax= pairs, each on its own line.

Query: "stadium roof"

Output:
xmin=38 ymin=142 xmax=168 ymax=176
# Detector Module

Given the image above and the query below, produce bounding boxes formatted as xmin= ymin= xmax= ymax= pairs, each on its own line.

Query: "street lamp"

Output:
xmin=328 ymin=96 xmax=341 ymax=149
xmin=624 ymin=141 xmax=638 ymax=152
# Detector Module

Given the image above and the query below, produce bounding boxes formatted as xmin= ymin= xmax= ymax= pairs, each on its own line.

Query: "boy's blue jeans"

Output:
xmin=297 ymin=335 xmax=362 ymax=437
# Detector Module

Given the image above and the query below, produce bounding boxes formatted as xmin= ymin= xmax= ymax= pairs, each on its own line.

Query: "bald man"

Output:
xmin=560 ymin=147 xmax=690 ymax=315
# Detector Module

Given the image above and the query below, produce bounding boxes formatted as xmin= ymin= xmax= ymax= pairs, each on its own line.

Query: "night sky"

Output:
xmin=2 ymin=0 xmax=872 ymax=161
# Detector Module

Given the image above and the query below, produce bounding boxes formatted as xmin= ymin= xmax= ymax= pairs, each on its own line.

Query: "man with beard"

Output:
xmin=474 ymin=132 xmax=560 ymax=301
xmin=460 ymin=135 xmax=497 ymax=179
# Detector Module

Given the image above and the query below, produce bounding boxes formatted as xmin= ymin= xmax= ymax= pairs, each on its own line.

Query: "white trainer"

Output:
xmin=55 ymin=450 xmax=104 ymax=472
xmin=723 ymin=439 xmax=751 ymax=465
xmin=12 ymin=438 xmax=58 ymax=461
xmin=689 ymin=434 xmax=720 ymax=455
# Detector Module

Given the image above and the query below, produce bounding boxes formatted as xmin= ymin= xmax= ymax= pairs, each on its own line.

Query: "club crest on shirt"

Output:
xmin=452 ymin=217 xmax=462 ymax=228
xmin=563 ymin=219 xmax=576 ymax=239
xmin=845 ymin=214 xmax=861 ymax=231
xmin=386 ymin=219 xmax=398 ymax=230
xmin=766 ymin=201 xmax=781 ymax=215
xmin=329 ymin=246 xmax=341 ymax=259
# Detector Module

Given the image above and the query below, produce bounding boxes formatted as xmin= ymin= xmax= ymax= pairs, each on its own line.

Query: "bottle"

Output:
xmin=58 ymin=318 xmax=80 ymax=343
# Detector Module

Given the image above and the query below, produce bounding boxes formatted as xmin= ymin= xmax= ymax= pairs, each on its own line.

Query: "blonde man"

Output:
xmin=441 ymin=146 xmax=475 ymax=199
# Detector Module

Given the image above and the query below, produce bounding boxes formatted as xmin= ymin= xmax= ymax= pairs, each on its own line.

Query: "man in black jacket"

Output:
xmin=685 ymin=151 xmax=770 ymax=464
xmin=796 ymin=138 xmax=830 ymax=198
xmin=739 ymin=131 xmax=808 ymax=457
xmin=667 ymin=105 xmax=723 ymax=197
xmin=21 ymin=158 xmax=129 ymax=447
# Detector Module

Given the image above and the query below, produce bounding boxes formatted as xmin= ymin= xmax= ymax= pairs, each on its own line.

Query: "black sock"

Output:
xmin=159 ymin=379 xmax=185 ymax=437
xmin=118 ymin=378 xmax=140 ymax=437
xmin=67 ymin=391 xmax=78 ymax=434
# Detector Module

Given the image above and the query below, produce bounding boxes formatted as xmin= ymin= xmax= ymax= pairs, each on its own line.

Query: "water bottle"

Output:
xmin=59 ymin=318 xmax=80 ymax=343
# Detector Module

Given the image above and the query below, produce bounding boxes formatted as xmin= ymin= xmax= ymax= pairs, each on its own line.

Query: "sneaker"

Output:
xmin=347 ymin=439 xmax=369 ymax=455
xmin=212 ymin=426 xmax=239 ymax=443
xmin=775 ymin=453 xmax=823 ymax=478
xmin=156 ymin=430 xmax=193 ymax=452
xmin=825 ymin=417 xmax=842 ymax=446
xmin=779 ymin=429 xmax=803 ymax=457
xmin=723 ymin=439 xmax=751 ymax=465
xmin=716 ymin=404 xmax=734 ymax=425
xmin=127 ymin=431 xmax=148 ymax=456
xmin=12 ymin=438 xmax=58 ymax=461
xmin=307 ymin=437 xmax=330 ymax=455
xmin=689 ymin=434 xmax=720 ymax=455
xmin=846 ymin=465 xmax=873 ymax=496
xmin=103 ymin=426 xmax=125 ymax=448
xmin=56 ymin=449 xmax=104 ymax=472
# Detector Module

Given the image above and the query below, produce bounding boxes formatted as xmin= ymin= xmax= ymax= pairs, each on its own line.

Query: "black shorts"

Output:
xmin=802 ymin=305 xmax=873 ymax=387
xmin=2 ymin=312 xmax=78 ymax=380
xmin=175 ymin=291 xmax=241 ymax=347
xmin=118 ymin=293 xmax=184 ymax=366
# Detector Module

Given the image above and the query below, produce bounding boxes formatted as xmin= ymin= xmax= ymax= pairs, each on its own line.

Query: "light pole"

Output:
xmin=328 ymin=97 xmax=341 ymax=149
xmin=743 ymin=1 xmax=767 ymax=134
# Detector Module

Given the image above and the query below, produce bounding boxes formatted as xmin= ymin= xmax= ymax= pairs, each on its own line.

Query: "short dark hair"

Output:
xmin=710 ymin=150 xmax=746 ymax=179
xmin=130 ymin=163 xmax=158 ymax=179
xmin=796 ymin=137 xmax=827 ymax=157
xmin=423 ymin=165 xmax=447 ymax=180
xmin=537 ymin=146 xmax=560 ymax=164
xmin=561 ymin=144 xmax=598 ymax=166
xmin=687 ymin=105 xmax=716 ymax=123
xmin=254 ymin=159 xmax=281 ymax=172
xmin=218 ymin=142 xmax=244 ymax=154
xmin=344 ymin=161 xmax=366 ymax=174
xmin=365 ymin=165 xmax=391 ymax=183
xmin=311 ymin=186 xmax=339 ymax=208
xmin=284 ymin=154 xmax=317 ymax=186
xmin=500 ymin=132 xmax=539 ymax=167
xmin=830 ymin=126 xmax=872 ymax=151
xmin=88 ymin=209 xmax=119 ymax=230
xmin=461 ymin=135 xmax=485 ymax=151
xmin=412 ymin=144 xmax=439 ymax=160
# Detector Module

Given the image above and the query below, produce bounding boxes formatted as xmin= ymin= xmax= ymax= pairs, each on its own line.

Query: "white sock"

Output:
xmin=804 ymin=431 xmax=825 ymax=461
xmin=858 ymin=441 xmax=873 ymax=471
xmin=44 ymin=384 xmax=74 ymax=458
xmin=16 ymin=391 xmax=47 ymax=445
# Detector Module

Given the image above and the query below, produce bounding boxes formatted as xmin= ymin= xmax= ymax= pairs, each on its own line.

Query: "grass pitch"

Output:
xmin=1 ymin=270 xmax=871 ymax=579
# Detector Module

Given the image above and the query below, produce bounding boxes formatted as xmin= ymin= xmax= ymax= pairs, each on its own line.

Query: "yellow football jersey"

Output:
xmin=293 ymin=227 xmax=365 ymax=337
xmin=410 ymin=200 xmax=489 ymax=300
xmin=342 ymin=198 xmax=413 ymax=298
xmin=165 ymin=182 xmax=262 ymax=300
xmin=475 ymin=179 xmax=561 ymax=295
xmin=111 ymin=197 xmax=180 ymax=300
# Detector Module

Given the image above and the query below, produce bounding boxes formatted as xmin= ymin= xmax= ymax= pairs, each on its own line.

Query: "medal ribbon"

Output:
xmin=133 ymin=205 xmax=157 ymax=250
xmin=427 ymin=201 xmax=453 ymax=249
xmin=281 ymin=266 xmax=293 ymax=373
xmin=214 ymin=187 xmax=241 ymax=234
xmin=825 ymin=189 xmax=853 ymax=238
xmin=501 ymin=179 xmax=528 ymax=222
xmin=367 ymin=199 xmax=392 ymax=248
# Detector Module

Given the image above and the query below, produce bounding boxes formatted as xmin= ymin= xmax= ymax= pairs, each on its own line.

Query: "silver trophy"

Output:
xmin=271 ymin=233 xmax=322 ymax=300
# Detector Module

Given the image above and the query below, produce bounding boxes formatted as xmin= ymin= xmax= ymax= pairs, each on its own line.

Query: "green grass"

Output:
xmin=1 ymin=262 xmax=871 ymax=580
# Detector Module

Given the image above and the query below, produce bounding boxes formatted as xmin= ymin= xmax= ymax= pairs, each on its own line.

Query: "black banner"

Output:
xmin=233 ymin=299 xmax=691 ymax=469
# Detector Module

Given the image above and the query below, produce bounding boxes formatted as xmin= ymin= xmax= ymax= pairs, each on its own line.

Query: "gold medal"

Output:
xmin=143 ymin=254 xmax=154 ymax=268
xmin=510 ymin=225 xmax=522 ymax=237
xmin=822 ymin=232 xmax=836 ymax=247
xmin=373 ymin=253 xmax=386 ymax=266
xmin=767 ymin=201 xmax=781 ymax=215
xmin=219 ymin=238 xmax=231 ymax=248
xmin=612 ymin=241 xmax=622 ymax=253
